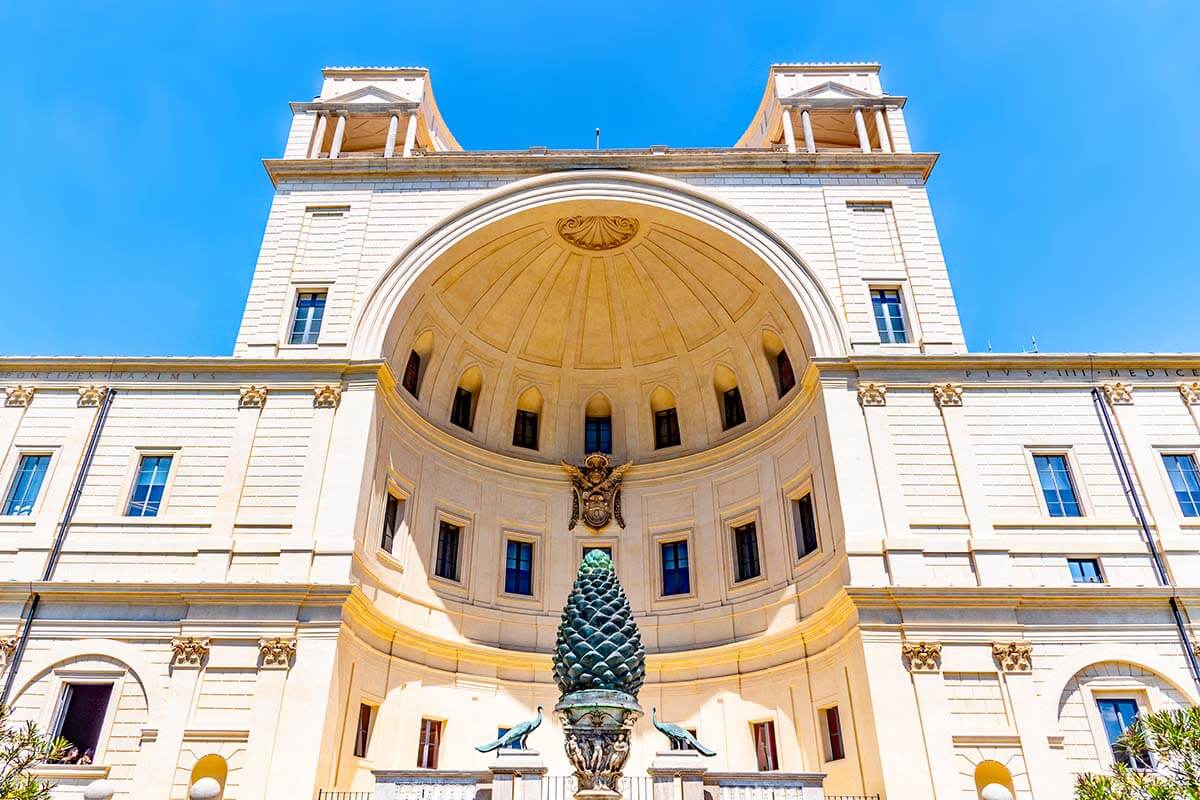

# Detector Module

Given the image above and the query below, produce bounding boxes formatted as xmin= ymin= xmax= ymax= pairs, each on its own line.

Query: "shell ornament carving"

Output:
xmin=556 ymin=216 xmax=639 ymax=251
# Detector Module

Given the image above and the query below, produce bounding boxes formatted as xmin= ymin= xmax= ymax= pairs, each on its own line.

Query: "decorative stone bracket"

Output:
xmin=77 ymin=385 xmax=109 ymax=408
xmin=857 ymin=383 xmax=887 ymax=407
xmin=932 ymin=383 xmax=964 ymax=407
xmin=992 ymin=641 xmax=1033 ymax=672
xmin=0 ymin=637 xmax=17 ymax=671
xmin=170 ymin=637 xmax=211 ymax=668
xmin=313 ymin=384 xmax=343 ymax=408
xmin=239 ymin=386 xmax=268 ymax=409
xmin=1181 ymin=382 xmax=1200 ymax=406
xmin=1101 ymin=382 xmax=1133 ymax=406
xmin=259 ymin=637 xmax=297 ymax=669
xmin=902 ymin=641 xmax=942 ymax=672
xmin=4 ymin=386 xmax=34 ymax=407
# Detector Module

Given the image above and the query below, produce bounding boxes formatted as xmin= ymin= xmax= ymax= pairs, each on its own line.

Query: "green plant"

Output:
xmin=0 ymin=704 xmax=68 ymax=800
xmin=1075 ymin=706 xmax=1200 ymax=800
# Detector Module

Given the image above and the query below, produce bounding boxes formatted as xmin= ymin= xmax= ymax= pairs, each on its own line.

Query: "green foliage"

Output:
xmin=1075 ymin=707 xmax=1200 ymax=800
xmin=0 ymin=704 xmax=68 ymax=800
xmin=553 ymin=549 xmax=645 ymax=697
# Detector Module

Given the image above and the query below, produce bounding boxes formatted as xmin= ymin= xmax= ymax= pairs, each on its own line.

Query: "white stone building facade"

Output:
xmin=1 ymin=63 xmax=1199 ymax=800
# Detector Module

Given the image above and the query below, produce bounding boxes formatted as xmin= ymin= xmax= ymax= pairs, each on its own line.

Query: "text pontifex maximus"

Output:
xmin=556 ymin=215 xmax=638 ymax=250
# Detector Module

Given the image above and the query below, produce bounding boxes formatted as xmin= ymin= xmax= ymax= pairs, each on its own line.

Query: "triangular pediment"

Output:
xmin=323 ymin=85 xmax=411 ymax=105
xmin=786 ymin=80 xmax=876 ymax=100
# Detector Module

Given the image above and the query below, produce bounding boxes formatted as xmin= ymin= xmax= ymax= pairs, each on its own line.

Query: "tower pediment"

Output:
xmin=321 ymin=85 xmax=413 ymax=106
xmin=786 ymin=80 xmax=878 ymax=101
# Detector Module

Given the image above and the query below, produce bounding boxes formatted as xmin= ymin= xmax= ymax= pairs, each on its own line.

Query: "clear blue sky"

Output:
xmin=2 ymin=2 xmax=1197 ymax=357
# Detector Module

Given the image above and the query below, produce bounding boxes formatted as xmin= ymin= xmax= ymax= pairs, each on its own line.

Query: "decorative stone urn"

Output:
xmin=552 ymin=550 xmax=645 ymax=800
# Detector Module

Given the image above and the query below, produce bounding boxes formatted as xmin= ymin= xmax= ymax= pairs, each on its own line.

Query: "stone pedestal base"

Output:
xmin=574 ymin=789 xmax=621 ymax=800
xmin=490 ymin=749 xmax=547 ymax=800
xmin=649 ymin=751 xmax=708 ymax=800
xmin=556 ymin=690 xmax=642 ymax=798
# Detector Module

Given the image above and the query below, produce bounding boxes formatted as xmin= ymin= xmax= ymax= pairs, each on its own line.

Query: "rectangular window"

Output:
xmin=3 ymin=454 xmax=50 ymax=516
xmin=776 ymin=350 xmax=796 ymax=396
xmin=585 ymin=416 xmax=612 ymax=454
xmin=752 ymin=720 xmax=779 ymax=771
xmin=654 ymin=408 xmax=681 ymax=449
xmin=660 ymin=540 xmax=690 ymax=596
xmin=417 ymin=718 xmax=442 ymax=769
xmin=435 ymin=521 xmax=461 ymax=582
xmin=289 ymin=291 xmax=326 ymax=345
xmin=353 ymin=703 xmax=375 ymax=758
xmin=381 ymin=493 xmax=403 ymax=554
xmin=582 ymin=545 xmax=612 ymax=560
xmin=870 ymin=288 xmax=908 ymax=344
xmin=793 ymin=493 xmax=819 ymax=558
xmin=1068 ymin=558 xmax=1103 ymax=584
xmin=734 ymin=522 xmax=761 ymax=582
xmin=450 ymin=387 xmax=474 ymax=430
xmin=513 ymin=410 xmax=539 ymax=450
xmin=402 ymin=350 xmax=422 ymax=397
xmin=1097 ymin=698 xmax=1150 ymax=768
xmin=1163 ymin=454 xmax=1200 ymax=517
xmin=822 ymin=706 xmax=845 ymax=761
xmin=1034 ymin=454 xmax=1082 ymax=517
xmin=722 ymin=387 xmax=746 ymax=429
xmin=51 ymin=683 xmax=113 ymax=763
xmin=505 ymin=539 xmax=534 ymax=596
xmin=126 ymin=455 xmax=172 ymax=517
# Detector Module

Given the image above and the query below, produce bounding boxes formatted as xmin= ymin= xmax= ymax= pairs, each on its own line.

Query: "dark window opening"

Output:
xmin=381 ymin=493 xmax=403 ymax=554
xmin=794 ymin=493 xmax=818 ymax=558
xmin=402 ymin=351 xmax=422 ymax=397
xmin=722 ymin=387 xmax=746 ymax=430
xmin=661 ymin=540 xmax=690 ymax=596
xmin=51 ymin=683 xmax=113 ymax=763
xmin=734 ymin=522 xmax=761 ymax=582
xmin=752 ymin=720 xmax=779 ymax=771
xmin=435 ymin=521 xmax=461 ymax=582
xmin=585 ymin=416 xmax=612 ymax=454
xmin=513 ymin=409 xmax=539 ymax=450
xmin=776 ymin=350 xmax=796 ymax=396
xmin=417 ymin=718 xmax=442 ymax=769
xmin=505 ymin=539 xmax=534 ymax=596
xmin=354 ymin=703 xmax=375 ymax=758
xmin=654 ymin=408 xmax=681 ymax=449
xmin=450 ymin=387 xmax=475 ymax=430
xmin=823 ymin=706 xmax=845 ymax=761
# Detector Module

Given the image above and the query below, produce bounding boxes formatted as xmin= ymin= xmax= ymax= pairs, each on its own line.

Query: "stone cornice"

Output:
xmin=3 ymin=581 xmax=354 ymax=606
xmin=263 ymin=150 xmax=939 ymax=185
xmin=815 ymin=353 xmax=1200 ymax=382
xmin=0 ymin=357 xmax=387 ymax=385
xmin=847 ymin=585 xmax=1188 ymax=609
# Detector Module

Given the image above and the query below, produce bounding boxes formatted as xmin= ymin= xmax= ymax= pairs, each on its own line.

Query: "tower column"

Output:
xmin=874 ymin=107 xmax=892 ymax=153
xmin=308 ymin=113 xmax=328 ymax=159
xmin=384 ymin=113 xmax=400 ymax=158
xmin=402 ymin=110 xmax=419 ymax=157
xmin=780 ymin=106 xmax=797 ymax=153
xmin=329 ymin=113 xmax=347 ymax=159
xmin=854 ymin=107 xmax=871 ymax=153
xmin=800 ymin=108 xmax=816 ymax=153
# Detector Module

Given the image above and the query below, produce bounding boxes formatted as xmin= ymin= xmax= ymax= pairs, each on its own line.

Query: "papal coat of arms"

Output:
xmin=561 ymin=454 xmax=632 ymax=530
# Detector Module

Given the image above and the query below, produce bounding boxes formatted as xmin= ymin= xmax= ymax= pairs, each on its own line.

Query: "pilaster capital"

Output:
xmin=258 ymin=637 xmax=296 ymax=669
xmin=313 ymin=384 xmax=343 ymax=409
xmin=1180 ymin=382 xmax=1200 ymax=406
xmin=239 ymin=385 xmax=268 ymax=409
xmin=4 ymin=385 xmax=34 ymax=407
xmin=77 ymin=385 xmax=109 ymax=408
xmin=170 ymin=637 xmax=211 ymax=668
xmin=932 ymin=383 xmax=964 ymax=407
xmin=992 ymin=641 xmax=1033 ymax=672
xmin=0 ymin=636 xmax=17 ymax=669
xmin=901 ymin=641 xmax=941 ymax=672
xmin=857 ymin=383 xmax=887 ymax=407
xmin=1101 ymin=382 xmax=1134 ymax=406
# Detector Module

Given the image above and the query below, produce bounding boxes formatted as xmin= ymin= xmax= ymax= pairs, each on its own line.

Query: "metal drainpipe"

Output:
xmin=0 ymin=387 xmax=117 ymax=704
xmin=1091 ymin=387 xmax=1200 ymax=692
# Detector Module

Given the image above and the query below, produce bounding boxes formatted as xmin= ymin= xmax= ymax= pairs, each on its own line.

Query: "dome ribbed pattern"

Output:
xmin=553 ymin=550 xmax=645 ymax=696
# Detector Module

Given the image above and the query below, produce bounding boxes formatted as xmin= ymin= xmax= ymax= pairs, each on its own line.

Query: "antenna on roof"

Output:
xmin=595 ymin=128 xmax=601 ymax=150
xmin=1030 ymin=334 xmax=1039 ymax=353
xmin=987 ymin=340 xmax=993 ymax=353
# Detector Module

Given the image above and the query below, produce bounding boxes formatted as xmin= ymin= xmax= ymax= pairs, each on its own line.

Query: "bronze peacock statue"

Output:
xmin=651 ymin=708 xmax=716 ymax=756
xmin=475 ymin=706 xmax=543 ymax=752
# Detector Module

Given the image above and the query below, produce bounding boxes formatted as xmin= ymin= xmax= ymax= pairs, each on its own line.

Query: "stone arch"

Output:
xmin=9 ymin=638 xmax=164 ymax=716
xmin=349 ymin=171 xmax=847 ymax=365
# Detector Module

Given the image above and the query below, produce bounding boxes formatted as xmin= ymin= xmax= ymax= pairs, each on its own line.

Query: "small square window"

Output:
xmin=381 ymin=493 xmax=404 ymax=554
xmin=1163 ymin=454 xmax=1200 ymax=517
xmin=1034 ymin=454 xmax=1082 ymax=517
xmin=126 ymin=455 xmax=172 ymax=517
xmin=435 ymin=521 xmax=462 ymax=582
xmin=50 ymin=683 xmax=113 ymax=763
xmin=289 ymin=291 xmax=326 ymax=345
xmin=654 ymin=408 xmax=681 ymax=449
xmin=660 ymin=540 xmax=690 ymax=596
xmin=733 ymin=522 xmax=761 ymax=582
xmin=3 ymin=454 xmax=51 ymax=516
xmin=1068 ymin=558 xmax=1103 ymax=584
xmin=752 ymin=720 xmax=778 ymax=771
xmin=504 ymin=539 xmax=534 ymax=596
xmin=417 ymin=718 xmax=442 ymax=769
xmin=793 ymin=493 xmax=818 ymax=559
xmin=353 ymin=702 xmax=375 ymax=758
xmin=821 ymin=706 xmax=845 ymax=761
xmin=870 ymin=288 xmax=908 ymax=344
xmin=513 ymin=409 xmax=539 ymax=450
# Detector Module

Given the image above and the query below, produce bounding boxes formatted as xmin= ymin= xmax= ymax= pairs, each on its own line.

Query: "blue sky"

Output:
xmin=1 ymin=2 xmax=1197 ymax=356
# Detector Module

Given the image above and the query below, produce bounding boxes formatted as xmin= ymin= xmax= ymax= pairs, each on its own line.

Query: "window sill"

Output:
xmin=375 ymin=548 xmax=405 ymax=573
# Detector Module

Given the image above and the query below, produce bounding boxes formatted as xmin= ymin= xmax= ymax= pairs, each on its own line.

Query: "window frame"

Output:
xmin=1159 ymin=451 xmax=1200 ymax=519
xmin=653 ymin=407 xmax=682 ymax=450
xmin=584 ymin=415 xmax=613 ymax=455
xmin=430 ymin=511 xmax=471 ymax=592
xmin=502 ymin=535 xmax=537 ymax=599
xmin=658 ymin=537 xmax=691 ymax=598
xmin=380 ymin=490 xmax=406 ymax=557
xmin=1027 ymin=450 xmax=1086 ymax=518
xmin=1091 ymin=693 xmax=1153 ymax=770
xmin=122 ymin=450 xmax=179 ymax=518
xmin=578 ymin=539 xmax=617 ymax=569
xmin=727 ymin=514 xmax=764 ymax=586
xmin=1067 ymin=557 xmax=1105 ymax=585
xmin=512 ymin=408 xmax=540 ymax=450
xmin=791 ymin=490 xmax=820 ymax=562
xmin=40 ymin=667 xmax=125 ymax=766
xmin=751 ymin=719 xmax=779 ymax=772
xmin=416 ymin=717 xmax=445 ymax=769
xmin=450 ymin=386 xmax=476 ymax=431
xmin=283 ymin=286 xmax=330 ymax=347
xmin=868 ymin=285 xmax=910 ymax=345
xmin=353 ymin=700 xmax=378 ymax=759
xmin=721 ymin=386 xmax=747 ymax=431
xmin=2 ymin=451 xmax=54 ymax=517
xmin=820 ymin=705 xmax=846 ymax=762
xmin=774 ymin=348 xmax=797 ymax=397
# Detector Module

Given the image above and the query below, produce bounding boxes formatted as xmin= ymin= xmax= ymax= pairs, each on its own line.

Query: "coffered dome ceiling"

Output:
xmin=389 ymin=200 xmax=814 ymax=460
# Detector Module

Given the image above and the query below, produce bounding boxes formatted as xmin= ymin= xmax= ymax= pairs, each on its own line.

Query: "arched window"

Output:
xmin=450 ymin=367 xmax=482 ymax=431
xmin=584 ymin=394 xmax=613 ymax=454
xmin=713 ymin=366 xmax=746 ymax=430
xmin=512 ymin=386 xmax=543 ymax=450
xmin=650 ymin=386 xmax=680 ymax=449
xmin=761 ymin=330 xmax=796 ymax=397
xmin=402 ymin=331 xmax=434 ymax=398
